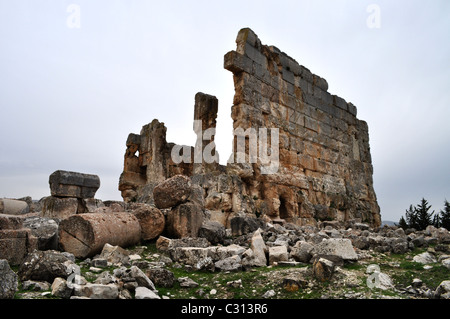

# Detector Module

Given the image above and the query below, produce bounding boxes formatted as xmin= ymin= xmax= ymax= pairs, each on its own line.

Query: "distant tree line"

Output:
xmin=398 ymin=198 xmax=450 ymax=231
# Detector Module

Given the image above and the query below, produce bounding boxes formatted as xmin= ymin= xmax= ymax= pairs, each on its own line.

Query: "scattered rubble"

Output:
xmin=1 ymin=170 xmax=449 ymax=300
xmin=0 ymin=216 xmax=449 ymax=300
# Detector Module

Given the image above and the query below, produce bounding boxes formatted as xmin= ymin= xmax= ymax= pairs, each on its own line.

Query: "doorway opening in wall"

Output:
xmin=279 ymin=196 xmax=289 ymax=220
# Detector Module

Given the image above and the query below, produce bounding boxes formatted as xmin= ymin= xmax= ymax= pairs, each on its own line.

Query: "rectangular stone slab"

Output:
xmin=49 ymin=170 xmax=100 ymax=198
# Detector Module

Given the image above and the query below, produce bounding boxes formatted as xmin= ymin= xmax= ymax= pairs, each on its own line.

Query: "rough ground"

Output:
xmin=12 ymin=241 xmax=449 ymax=300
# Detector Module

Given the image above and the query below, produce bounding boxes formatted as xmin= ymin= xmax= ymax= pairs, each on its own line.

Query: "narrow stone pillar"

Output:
xmin=193 ymin=92 xmax=219 ymax=174
xmin=140 ymin=119 xmax=168 ymax=183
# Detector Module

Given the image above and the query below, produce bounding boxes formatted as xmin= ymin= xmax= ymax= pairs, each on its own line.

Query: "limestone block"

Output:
xmin=252 ymin=62 xmax=272 ymax=85
xmin=73 ymin=283 xmax=119 ymax=299
xmin=313 ymin=74 xmax=329 ymax=92
xmin=0 ymin=229 xmax=37 ymax=266
xmin=166 ymin=202 xmax=204 ymax=239
xmin=250 ymin=229 xmax=268 ymax=267
xmin=41 ymin=196 xmax=79 ymax=219
xmin=224 ymin=51 xmax=253 ymax=74
xmin=241 ymin=42 xmax=267 ymax=67
xmin=347 ymin=102 xmax=357 ymax=116
xmin=134 ymin=286 xmax=160 ymax=299
xmin=282 ymin=69 xmax=295 ymax=85
xmin=0 ymin=214 xmax=24 ymax=230
xmin=17 ymin=250 xmax=78 ymax=283
xmin=236 ymin=28 xmax=261 ymax=51
xmin=119 ymin=171 xmax=147 ymax=189
xmin=205 ymin=192 xmax=232 ymax=212
xmin=268 ymin=245 xmax=289 ymax=265
xmin=313 ymin=257 xmax=335 ymax=282
xmin=49 ymin=170 xmax=100 ymax=199
xmin=23 ymin=216 xmax=59 ymax=251
xmin=230 ymin=216 xmax=264 ymax=236
xmin=311 ymin=238 xmax=358 ymax=261
xmin=198 ymin=221 xmax=226 ymax=245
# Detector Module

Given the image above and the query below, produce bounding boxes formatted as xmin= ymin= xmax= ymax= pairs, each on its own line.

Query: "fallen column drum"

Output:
xmin=58 ymin=212 xmax=141 ymax=258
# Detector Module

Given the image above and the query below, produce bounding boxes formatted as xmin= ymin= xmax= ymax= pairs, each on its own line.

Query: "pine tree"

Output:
xmin=438 ymin=200 xmax=450 ymax=230
xmin=398 ymin=216 xmax=408 ymax=230
xmin=415 ymin=198 xmax=434 ymax=231
xmin=405 ymin=204 xmax=419 ymax=230
xmin=433 ymin=213 xmax=441 ymax=228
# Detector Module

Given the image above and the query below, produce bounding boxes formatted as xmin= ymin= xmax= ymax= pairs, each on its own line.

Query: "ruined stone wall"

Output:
xmin=224 ymin=28 xmax=380 ymax=227
xmin=119 ymin=28 xmax=381 ymax=228
xmin=118 ymin=93 xmax=214 ymax=204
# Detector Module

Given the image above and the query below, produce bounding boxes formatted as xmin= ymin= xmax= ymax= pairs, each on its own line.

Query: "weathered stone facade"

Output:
xmin=118 ymin=28 xmax=381 ymax=228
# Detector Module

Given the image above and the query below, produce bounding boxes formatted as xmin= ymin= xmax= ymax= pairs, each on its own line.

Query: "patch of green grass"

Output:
xmin=399 ymin=261 xmax=424 ymax=271
xmin=156 ymin=264 xmax=313 ymax=299
xmin=421 ymin=265 xmax=450 ymax=289
xmin=343 ymin=262 xmax=365 ymax=271
xmin=390 ymin=261 xmax=449 ymax=290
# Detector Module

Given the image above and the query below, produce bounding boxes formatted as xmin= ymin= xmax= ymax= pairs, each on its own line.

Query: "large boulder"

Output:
xmin=134 ymin=286 xmax=160 ymax=299
xmin=49 ymin=170 xmax=100 ymax=199
xmin=153 ymin=175 xmax=192 ymax=209
xmin=289 ymin=241 xmax=314 ymax=263
xmin=413 ymin=252 xmax=437 ymax=264
xmin=23 ymin=216 xmax=59 ymax=251
xmin=126 ymin=266 xmax=157 ymax=292
xmin=230 ymin=215 xmax=265 ymax=236
xmin=51 ymin=277 xmax=73 ymax=299
xmin=312 ymin=257 xmax=335 ymax=282
xmin=435 ymin=280 xmax=450 ymax=299
xmin=145 ymin=268 xmax=175 ymax=288
xmin=130 ymin=204 xmax=165 ymax=241
xmin=169 ymin=247 xmax=211 ymax=266
xmin=268 ymin=245 xmax=288 ymax=265
xmin=311 ymin=238 xmax=358 ymax=261
xmin=198 ymin=220 xmax=226 ymax=245
xmin=248 ymin=228 xmax=267 ymax=267
xmin=0 ymin=259 xmax=18 ymax=299
xmin=18 ymin=250 xmax=79 ymax=283
xmin=99 ymin=243 xmax=130 ymax=266
xmin=73 ymin=283 xmax=119 ymax=299
xmin=214 ymin=255 xmax=242 ymax=272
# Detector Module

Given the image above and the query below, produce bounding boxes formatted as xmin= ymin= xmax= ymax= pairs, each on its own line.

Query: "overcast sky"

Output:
xmin=1 ymin=0 xmax=449 ymax=222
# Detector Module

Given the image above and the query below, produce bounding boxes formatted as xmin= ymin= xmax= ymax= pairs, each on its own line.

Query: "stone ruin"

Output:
xmin=118 ymin=27 xmax=381 ymax=229
xmin=2 ymin=28 xmax=450 ymax=302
